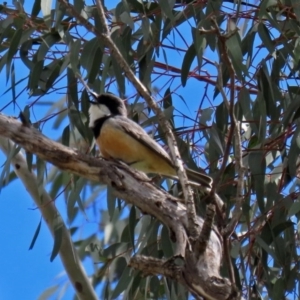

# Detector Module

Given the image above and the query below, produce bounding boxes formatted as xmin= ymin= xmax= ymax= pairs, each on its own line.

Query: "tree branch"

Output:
xmin=0 ymin=136 xmax=98 ymax=300
xmin=129 ymin=255 xmax=235 ymax=300
xmin=0 ymin=113 xmax=230 ymax=299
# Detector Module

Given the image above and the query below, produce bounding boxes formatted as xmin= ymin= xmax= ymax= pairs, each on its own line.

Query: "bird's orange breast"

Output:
xmin=95 ymin=121 xmax=176 ymax=176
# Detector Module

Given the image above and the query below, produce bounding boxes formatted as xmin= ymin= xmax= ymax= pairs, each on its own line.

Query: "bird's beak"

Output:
xmin=88 ymin=92 xmax=99 ymax=105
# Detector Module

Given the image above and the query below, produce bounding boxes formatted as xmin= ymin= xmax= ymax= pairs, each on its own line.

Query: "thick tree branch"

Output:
xmin=0 ymin=136 xmax=98 ymax=300
xmin=0 ymin=113 xmax=230 ymax=299
xmin=129 ymin=255 xmax=235 ymax=300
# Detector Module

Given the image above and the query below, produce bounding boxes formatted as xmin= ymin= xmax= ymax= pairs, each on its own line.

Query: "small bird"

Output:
xmin=88 ymin=93 xmax=213 ymax=188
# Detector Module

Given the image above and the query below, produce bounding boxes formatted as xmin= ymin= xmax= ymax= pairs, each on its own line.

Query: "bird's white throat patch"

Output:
xmin=88 ymin=104 xmax=111 ymax=127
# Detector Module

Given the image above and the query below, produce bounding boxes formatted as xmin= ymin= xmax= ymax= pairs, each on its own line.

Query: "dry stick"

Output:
xmin=0 ymin=137 xmax=98 ymax=300
xmin=58 ymin=0 xmax=200 ymax=243
xmin=216 ymin=65 xmax=245 ymax=287
xmin=209 ymin=16 xmax=245 ymax=285
xmin=195 ymin=204 xmax=216 ymax=258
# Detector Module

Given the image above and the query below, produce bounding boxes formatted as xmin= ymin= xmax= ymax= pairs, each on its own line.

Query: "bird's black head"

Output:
xmin=88 ymin=93 xmax=127 ymax=128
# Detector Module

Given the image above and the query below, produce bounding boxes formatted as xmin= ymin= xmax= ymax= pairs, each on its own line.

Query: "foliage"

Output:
xmin=1 ymin=0 xmax=300 ymax=299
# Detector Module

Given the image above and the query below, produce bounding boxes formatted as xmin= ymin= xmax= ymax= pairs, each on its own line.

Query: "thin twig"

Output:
xmin=207 ymin=16 xmax=246 ymax=285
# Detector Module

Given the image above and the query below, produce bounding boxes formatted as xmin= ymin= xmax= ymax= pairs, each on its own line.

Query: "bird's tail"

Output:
xmin=185 ymin=168 xmax=212 ymax=189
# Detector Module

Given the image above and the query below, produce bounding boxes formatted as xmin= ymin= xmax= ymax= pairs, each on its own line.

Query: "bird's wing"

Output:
xmin=114 ymin=116 xmax=174 ymax=168
xmin=111 ymin=116 xmax=213 ymax=189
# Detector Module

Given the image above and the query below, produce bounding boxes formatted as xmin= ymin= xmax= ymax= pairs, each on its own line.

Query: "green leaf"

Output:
xmin=157 ymin=0 xmax=174 ymax=22
xmin=120 ymin=11 xmax=134 ymax=29
xmin=37 ymin=33 xmax=61 ymax=62
xmin=6 ymin=28 xmax=23 ymax=82
xmin=100 ymin=55 xmax=111 ymax=93
xmin=31 ymin=0 xmax=41 ymax=17
xmin=11 ymin=62 xmax=15 ymax=102
xmin=45 ymin=60 xmax=61 ymax=91
xmin=162 ymin=2 xmax=199 ymax=40
xmin=248 ymin=151 xmax=266 ymax=213
xmin=50 ymin=216 xmax=63 ymax=262
xmin=226 ymin=32 xmax=247 ymax=80
xmin=258 ymin=23 xmax=275 ymax=54
xmin=209 ymin=125 xmax=224 ymax=156
xmin=261 ymin=221 xmax=294 ymax=245
xmin=149 ymin=276 xmax=160 ymax=299
xmin=141 ymin=16 xmax=151 ymax=42
xmin=256 ymin=236 xmax=277 ymax=260
xmin=0 ymin=145 xmax=21 ymax=191
xmin=292 ymin=0 xmax=300 ymax=21
xmin=62 ymin=125 xmax=70 ymax=146
xmin=74 ymin=0 xmax=84 ymax=14
xmin=215 ymin=102 xmax=228 ymax=133
xmin=36 ymin=156 xmax=45 ymax=187
xmin=37 ymin=285 xmax=59 ymax=300
xmin=69 ymin=39 xmax=81 ymax=74
xmin=288 ymin=126 xmax=300 ymax=177
xmin=288 ymin=202 xmax=300 ymax=218
xmin=191 ymin=27 xmax=205 ymax=75
xmin=67 ymin=67 xmax=79 ymax=109
xmin=272 ymin=278 xmax=285 ymax=300
xmin=20 ymin=40 xmax=34 ymax=69
xmin=67 ymin=177 xmax=86 ymax=221
xmin=80 ymin=37 xmax=103 ymax=84
xmin=107 ymin=186 xmax=116 ymax=220
xmin=28 ymin=60 xmax=44 ymax=91
xmin=68 ymin=108 xmax=87 ymax=139
xmin=252 ymin=93 xmax=266 ymax=142
xmin=257 ymin=63 xmax=276 ymax=119
xmin=282 ymin=96 xmax=300 ymax=128
xmin=163 ymin=87 xmax=172 ymax=109
xmin=41 ymin=0 xmax=52 ymax=28
xmin=29 ymin=218 xmax=42 ymax=250
xmin=112 ymin=57 xmax=125 ymax=96
xmin=181 ymin=43 xmax=196 ymax=87
xmin=161 ymin=225 xmax=173 ymax=258
xmin=238 ymin=87 xmax=252 ymax=121
xmin=102 ymin=243 xmax=129 ymax=259
xmin=129 ymin=206 xmax=136 ymax=252
xmin=127 ymin=271 xmax=142 ymax=298
xmin=26 ymin=151 xmax=33 ymax=172
xmin=111 ymin=264 xmax=132 ymax=299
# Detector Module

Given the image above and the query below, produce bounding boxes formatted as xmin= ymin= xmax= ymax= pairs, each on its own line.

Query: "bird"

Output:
xmin=88 ymin=93 xmax=213 ymax=189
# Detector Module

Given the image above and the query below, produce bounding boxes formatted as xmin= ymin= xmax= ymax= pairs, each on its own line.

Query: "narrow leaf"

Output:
xmin=181 ymin=43 xmax=196 ymax=87
xmin=249 ymin=151 xmax=266 ymax=212
xmin=128 ymin=206 xmax=136 ymax=252
xmin=111 ymin=265 xmax=132 ymax=299
xmin=31 ymin=0 xmax=41 ymax=17
xmin=41 ymin=0 xmax=52 ymax=28
xmin=6 ymin=28 xmax=23 ymax=82
xmin=29 ymin=218 xmax=42 ymax=250
xmin=157 ymin=0 xmax=174 ymax=21
xmin=50 ymin=216 xmax=63 ymax=262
